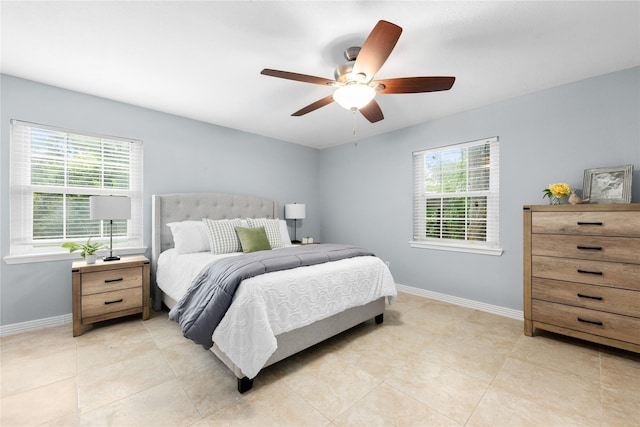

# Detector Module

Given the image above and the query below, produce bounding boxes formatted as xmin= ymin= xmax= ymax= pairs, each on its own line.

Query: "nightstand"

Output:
xmin=72 ymin=255 xmax=150 ymax=336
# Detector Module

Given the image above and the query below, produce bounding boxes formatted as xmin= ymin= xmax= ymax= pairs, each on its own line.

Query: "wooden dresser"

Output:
xmin=72 ymin=255 xmax=150 ymax=336
xmin=523 ymin=204 xmax=640 ymax=352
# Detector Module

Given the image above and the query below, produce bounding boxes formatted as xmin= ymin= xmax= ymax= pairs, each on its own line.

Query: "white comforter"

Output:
xmin=157 ymin=248 xmax=396 ymax=378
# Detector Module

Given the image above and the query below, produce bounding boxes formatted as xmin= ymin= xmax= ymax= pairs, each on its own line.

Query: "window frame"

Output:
xmin=411 ymin=136 xmax=503 ymax=256
xmin=5 ymin=120 xmax=145 ymax=264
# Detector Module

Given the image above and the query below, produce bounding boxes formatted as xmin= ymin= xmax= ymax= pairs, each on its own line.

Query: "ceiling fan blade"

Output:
xmin=261 ymin=69 xmax=335 ymax=86
xmin=352 ymin=20 xmax=402 ymax=82
xmin=375 ymin=76 xmax=456 ymax=94
xmin=359 ymin=99 xmax=384 ymax=123
xmin=291 ymin=95 xmax=335 ymax=116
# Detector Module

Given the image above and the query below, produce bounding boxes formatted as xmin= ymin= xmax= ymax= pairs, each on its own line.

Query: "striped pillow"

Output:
xmin=246 ymin=218 xmax=283 ymax=249
xmin=203 ymin=218 xmax=243 ymax=254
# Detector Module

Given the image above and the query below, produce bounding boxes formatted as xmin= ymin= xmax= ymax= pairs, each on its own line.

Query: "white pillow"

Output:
xmin=167 ymin=221 xmax=210 ymax=254
xmin=246 ymin=218 xmax=283 ymax=249
xmin=203 ymin=218 xmax=243 ymax=254
xmin=279 ymin=219 xmax=292 ymax=247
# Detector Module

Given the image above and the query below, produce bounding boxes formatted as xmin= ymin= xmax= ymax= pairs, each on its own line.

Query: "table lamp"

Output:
xmin=284 ymin=203 xmax=305 ymax=244
xmin=90 ymin=196 xmax=131 ymax=261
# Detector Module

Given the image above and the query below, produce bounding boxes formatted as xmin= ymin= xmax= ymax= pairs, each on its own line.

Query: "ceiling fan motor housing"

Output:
xmin=334 ymin=46 xmax=362 ymax=83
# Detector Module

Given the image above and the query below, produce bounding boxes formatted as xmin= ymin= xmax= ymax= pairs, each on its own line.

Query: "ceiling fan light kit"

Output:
xmin=333 ymin=83 xmax=376 ymax=111
xmin=260 ymin=20 xmax=455 ymax=123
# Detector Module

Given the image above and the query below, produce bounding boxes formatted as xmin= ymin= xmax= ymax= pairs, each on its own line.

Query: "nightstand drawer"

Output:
xmin=81 ymin=287 xmax=143 ymax=318
xmin=532 ymin=211 xmax=640 ymax=237
xmin=532 ymin=299 xmax=640 ymax=345
xmin=532 ymin=234 xmax=640 ymax=264
xmin=82 ymin=267 xmax=142 ymax=295
xmin=532 ymin=255 xmax=640 ymax=291
xmin=532 ymin=277 xmax=640 ymax=317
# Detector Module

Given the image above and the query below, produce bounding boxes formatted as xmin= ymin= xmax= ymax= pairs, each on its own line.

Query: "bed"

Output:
xmin=151 ymin=192 xmax=396 ymax=393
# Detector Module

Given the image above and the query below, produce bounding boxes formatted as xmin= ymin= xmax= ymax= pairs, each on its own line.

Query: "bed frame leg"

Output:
xmin=375 ymin=313 xmax=384 ymax=324
xmin=237 ymin=376 xmax=253 ymax=393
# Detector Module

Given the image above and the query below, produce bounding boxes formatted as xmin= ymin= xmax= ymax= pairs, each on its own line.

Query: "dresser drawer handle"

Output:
xmin=104 ymin=299 xmax=124 ymax=305
xmin=577 ymin=269 xmax=603 ymax=276
xmin=577 ymin=293 xmax=603 ymax=301
xmin=104 ymin=278 xmax=124 ymax=283
xmin=576 ymin=245 xmax=602 ymax=251
xmin=577 ymin=221 xmax=603 ymax=226
xmin=577 ymin=317 xmax=603 ymax=326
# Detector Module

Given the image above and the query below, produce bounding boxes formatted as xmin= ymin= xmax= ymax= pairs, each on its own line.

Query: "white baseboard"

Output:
xmin=0 ymin=286 xmax=522 ymax=337
xmin=0 ymin=313 xmax=72 ymax=337
xmin=395 ymin=284 xmax=523 ymax=320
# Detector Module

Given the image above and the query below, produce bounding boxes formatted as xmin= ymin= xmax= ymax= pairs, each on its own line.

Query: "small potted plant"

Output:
xmin=61 ymin=238 xmax=108 ymax=264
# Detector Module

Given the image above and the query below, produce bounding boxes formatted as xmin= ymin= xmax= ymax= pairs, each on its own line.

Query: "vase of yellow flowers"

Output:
xmin=543 ymin=183 xmax=572 ymax=205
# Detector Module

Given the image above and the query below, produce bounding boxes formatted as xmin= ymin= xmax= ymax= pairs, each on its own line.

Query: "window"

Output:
xmin=412 ymin=136 xmax=502 ymax=256
xmin=7 ymin=120 xmax=144 ymax=262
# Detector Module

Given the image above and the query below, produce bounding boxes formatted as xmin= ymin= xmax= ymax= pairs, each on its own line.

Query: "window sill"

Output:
xmin=410 ymin=240 xmax=503 ymax=256
xmin=3 ymin=247 xmax=148 ymax=265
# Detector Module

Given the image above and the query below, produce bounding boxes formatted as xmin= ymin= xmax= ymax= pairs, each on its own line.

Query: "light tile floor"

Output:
xmin=1 ymin=292 xmax=638 ymax=426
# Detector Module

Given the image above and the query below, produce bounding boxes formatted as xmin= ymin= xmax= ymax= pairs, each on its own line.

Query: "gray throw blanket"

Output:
xmin=169 ymin=244 xmax=374 ymax=348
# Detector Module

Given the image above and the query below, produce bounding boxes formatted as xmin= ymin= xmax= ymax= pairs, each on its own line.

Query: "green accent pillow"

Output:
xmin=235 ymin=226 xmax=272 ymax=253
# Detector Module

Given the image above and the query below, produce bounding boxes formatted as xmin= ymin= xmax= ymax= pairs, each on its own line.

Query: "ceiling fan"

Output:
xmin=260 ymin=20 xmax=456 ymax=123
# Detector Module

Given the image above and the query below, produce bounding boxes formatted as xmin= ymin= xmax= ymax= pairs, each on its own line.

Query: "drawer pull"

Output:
xmin=577 ymin=317 xmax=603 ymax=326
xmin=576 ymin=245 xmax=602 ymax=251
xmin=104 ymin=278 xmax=124 ymax=283
xmin=577 ymin=269 xmax=603 ymax=276
xmin=104 ymin=299 xmax=124 ymax=305
xmin=577 ymin=221 xmax=603 ymax=226
xmin=577 ymin=293 xmax=603 ymax=301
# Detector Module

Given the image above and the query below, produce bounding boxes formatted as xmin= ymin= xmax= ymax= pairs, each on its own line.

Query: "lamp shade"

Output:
xmin=284 ymin=203 xmax=306 ymax=220
xmin=90 ymin=196 xmax=131 ymax=220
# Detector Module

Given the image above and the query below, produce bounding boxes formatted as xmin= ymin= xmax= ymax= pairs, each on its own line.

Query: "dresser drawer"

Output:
xmin=532 ymin=299 xmax=640 ymax=345
xmin=532 ymin=277 xmax=640 ymax=317
xmin=532 ymin=211 xmax=640 ymax=237
xmin=532 ymin=255 xmax=640 ymax=291
xmin=532 ymin=234 xmax=640 ymax=264
xmin=81 ymin=287 xmax=143 ymax=318
xmin=82 ymin=267 xmax=142 ymax=295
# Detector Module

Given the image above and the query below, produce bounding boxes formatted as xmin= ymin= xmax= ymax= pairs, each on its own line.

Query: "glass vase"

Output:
xmin=549 ymin=195 xmax=568 ymax=205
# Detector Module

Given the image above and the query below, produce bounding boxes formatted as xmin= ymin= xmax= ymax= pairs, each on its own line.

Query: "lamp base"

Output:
xmin=103 ymin=255 xmax=121 ymax=262
xmin=291 ymin=240 xmax=302 ymax=244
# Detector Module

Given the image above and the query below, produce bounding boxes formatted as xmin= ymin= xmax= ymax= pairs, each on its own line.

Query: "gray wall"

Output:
xmin=318 ymin=66 xmax=640 ymax=310
xmin=0 ymin=75 xmax=319 ymax=325
xmin=2 ymin=67 xmax=639 ymax=326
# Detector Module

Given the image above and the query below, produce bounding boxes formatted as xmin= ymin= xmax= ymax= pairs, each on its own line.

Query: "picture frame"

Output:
xmin=583 ymin=164 xmax=633 ymax=204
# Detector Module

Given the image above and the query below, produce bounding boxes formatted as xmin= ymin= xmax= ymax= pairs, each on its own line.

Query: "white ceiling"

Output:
xmin=2 ymin=1 xmax=639 ymax=149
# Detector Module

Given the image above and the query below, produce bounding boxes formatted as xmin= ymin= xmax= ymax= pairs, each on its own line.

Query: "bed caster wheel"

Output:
xmin=238 ymin=376 xmax=253 ymax=393
xmin=375 ymin=313 xmax=383 ymax=324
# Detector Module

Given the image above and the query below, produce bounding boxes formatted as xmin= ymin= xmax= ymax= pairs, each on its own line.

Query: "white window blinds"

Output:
xmin=412 ymin=137 xmax=501 ymax=255
xmin=9 ymin=120 xmax=143 ymax=256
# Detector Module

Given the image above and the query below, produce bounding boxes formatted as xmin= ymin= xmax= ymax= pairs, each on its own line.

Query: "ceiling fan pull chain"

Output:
xmin=352 ymin=110 xmax=357 ymax=135
xmin=352 ymin=110 xmax=359 ymax=147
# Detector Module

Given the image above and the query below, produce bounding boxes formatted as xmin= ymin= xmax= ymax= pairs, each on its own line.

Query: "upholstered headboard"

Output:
xmin=151 ymin=192 xmax=278 ymax=309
